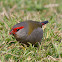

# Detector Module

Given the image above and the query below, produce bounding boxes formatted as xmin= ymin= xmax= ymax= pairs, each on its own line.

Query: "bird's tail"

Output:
xmin=41 ymin=21 xmax=48 ymax=25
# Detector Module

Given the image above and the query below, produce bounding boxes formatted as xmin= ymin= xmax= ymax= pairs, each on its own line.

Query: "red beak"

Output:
xmin=9 ymin=30 xmax=15 ymax=35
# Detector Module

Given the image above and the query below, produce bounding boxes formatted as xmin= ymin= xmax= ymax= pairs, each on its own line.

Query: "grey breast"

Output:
xmin=14 ymin=22 xmax=29 ymax=43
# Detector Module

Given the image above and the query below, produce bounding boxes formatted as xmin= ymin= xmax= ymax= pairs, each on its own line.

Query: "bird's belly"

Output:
xmin=15 ymin=28 xmax=43 ymax=45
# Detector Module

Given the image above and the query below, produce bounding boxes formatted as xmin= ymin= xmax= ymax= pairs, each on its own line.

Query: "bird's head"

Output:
xmin=9 ymin=26 xmax=24 ymax=35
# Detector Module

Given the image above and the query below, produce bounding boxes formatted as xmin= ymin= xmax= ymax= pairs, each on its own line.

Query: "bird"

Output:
xmin=9 ymin=20 xmax=48 ymax=46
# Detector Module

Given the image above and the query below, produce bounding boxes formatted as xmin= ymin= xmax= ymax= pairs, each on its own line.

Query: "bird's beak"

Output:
xmin=9 ymin=32 xmax=11 ymax=35
xmin=9 ymin=30 xmax=14 ymax=35
xmin=9 ymin=31 xmax=12 ymax=35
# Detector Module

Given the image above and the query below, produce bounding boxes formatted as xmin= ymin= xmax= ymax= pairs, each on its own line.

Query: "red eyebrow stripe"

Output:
xmin=13 ymin=26 xmax=24 ymax=30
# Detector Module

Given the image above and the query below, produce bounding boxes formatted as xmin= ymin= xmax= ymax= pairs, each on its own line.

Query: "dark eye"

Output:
xmin=17 ymin=29 xmax=20 ymax=31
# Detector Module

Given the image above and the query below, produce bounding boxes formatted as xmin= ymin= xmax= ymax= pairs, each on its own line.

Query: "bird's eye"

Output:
xmin=17 ymin=29 xmax=20 ymax=31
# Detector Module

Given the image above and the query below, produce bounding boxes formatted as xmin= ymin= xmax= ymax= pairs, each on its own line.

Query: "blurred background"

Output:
xmin=0 ymin=0 xmax=62 ymax=62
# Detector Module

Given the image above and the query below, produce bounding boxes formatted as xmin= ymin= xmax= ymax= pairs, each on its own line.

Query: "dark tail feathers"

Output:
xmin=41 ymin=21 xmax=48 ymax=25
